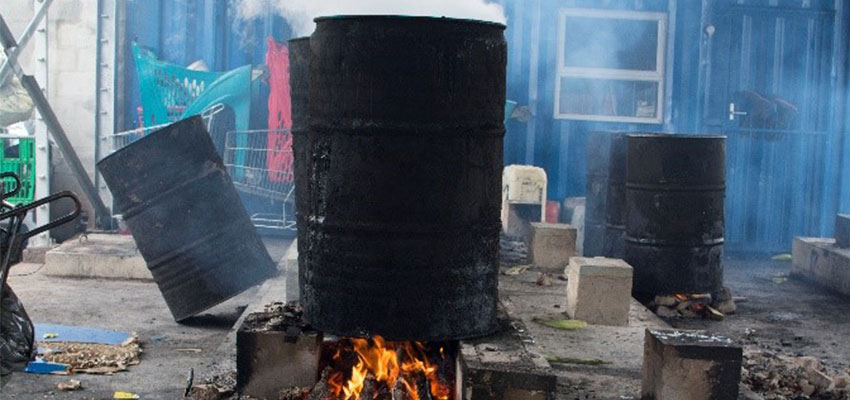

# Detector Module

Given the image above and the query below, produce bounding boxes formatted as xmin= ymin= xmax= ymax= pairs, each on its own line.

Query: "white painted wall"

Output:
xmin=1 ymin=0 xmax=102 ymax=239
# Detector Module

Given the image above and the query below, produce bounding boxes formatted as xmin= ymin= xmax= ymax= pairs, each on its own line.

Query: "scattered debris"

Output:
xmin=742 ymin=350 xmax=850 ymax=399
xmin=532 ymin=317 xmax=587 ymax=331
xmin=38 ymin=336 xmax=141 ymax=374
xmin=56 ymin=379 xmax=82 ymax=391
xmin=42 ymin=333 xmax=58 ymax=340
xmin=771 ymin=253 xmax=793 ymax=262
xmin=185 ymin=368 xmax=194 ymax=398
xmin=502 ymin=264 xmax=530 ymax=276
xmin=150 ymin=334 xmax=167 ymax=343
xmin=536 ymin=272 xmax=553 ymax=286
xmin=545 ymin=356 xmax=611 ymax=366
xmin=186 ymin=371 xmax=237 ymax=400
xmin=114 ymin=392 xmax=140 ymax=399
xmin=771 ymin=274 xmax=789 ymax=284
xmin=175 ymin=348 xmax=203 ymax=353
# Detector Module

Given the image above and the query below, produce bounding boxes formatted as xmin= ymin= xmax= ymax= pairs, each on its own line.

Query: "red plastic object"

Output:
xmin=265 ymin=38 xmax=294 ymax=183
xmin=545 ymin=200 xmax=561 ymax=223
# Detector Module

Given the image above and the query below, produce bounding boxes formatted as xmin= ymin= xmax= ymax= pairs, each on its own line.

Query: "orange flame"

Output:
xmin=327 ymin=336 xmax=451 ymax=400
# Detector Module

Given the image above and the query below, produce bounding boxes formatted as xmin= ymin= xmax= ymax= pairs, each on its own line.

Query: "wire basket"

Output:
xmin=99 ymin=104 xmax=226 ymax=161
xmin=224 ymin=129 xmax=296 ymax=232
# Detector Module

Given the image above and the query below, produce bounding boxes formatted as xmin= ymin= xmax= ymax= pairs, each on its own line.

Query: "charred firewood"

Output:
xmin=415 ymin=372 xmax=433 ymax=400
xmin=307 ymin=368 xmax=334 ymax=400
xmin=391 ymin=378 xmax=406 ymax=400
xmin=358 ymin=376 xmax=377 ymax=400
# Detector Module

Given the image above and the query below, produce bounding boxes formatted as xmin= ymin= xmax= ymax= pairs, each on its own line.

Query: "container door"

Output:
xmin=701 ymin=1 xmax=837 ymax=253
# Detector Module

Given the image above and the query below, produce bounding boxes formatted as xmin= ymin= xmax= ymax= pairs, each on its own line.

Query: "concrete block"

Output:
xmin=460 ymin=308 xmax=556 ymax=400
xmin=562 ymin=197 xmax=586 ymax=255
xmin=22 ymin=245 xmax=57 ymax=264
xmin=528 ymin=223 xmax=577 ymax=272
xmin=792 ymin=237 xmax=850 ymax=296
xmin=565 ymin=257 xmax=633 ymax=326
xmin=236 ymin=306 xmax=321 ymax=398
xmin=44 ymin=234 xmax=152 ymax=280
xmin=836 ymin=214 xmax=850 ymax=248
xmin=641 ymin=329 xmax=742 ymax=400
xmin=284 ymin=239 xmax=299 ymax=302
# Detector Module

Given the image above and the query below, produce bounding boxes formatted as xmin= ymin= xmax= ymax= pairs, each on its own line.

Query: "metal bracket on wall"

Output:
xmin=0 ymin=4 xmax=111 ymax=229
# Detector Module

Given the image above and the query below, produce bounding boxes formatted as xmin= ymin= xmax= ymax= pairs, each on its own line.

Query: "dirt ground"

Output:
xmin=670 ymin=255 xmax=850 ymax=375
xmin=1 ymin=237 xmax=291 ymax=400
xmin=2 ymin=247 xmax=849 ymax=399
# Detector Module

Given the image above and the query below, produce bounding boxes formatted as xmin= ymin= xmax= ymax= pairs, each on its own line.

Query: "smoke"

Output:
xmin=234 ymin=0 xmax=506 ymax=36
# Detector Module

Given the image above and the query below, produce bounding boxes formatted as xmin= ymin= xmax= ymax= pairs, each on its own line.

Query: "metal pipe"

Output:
xmin=0 ymin=0 xmax=53 ymax=87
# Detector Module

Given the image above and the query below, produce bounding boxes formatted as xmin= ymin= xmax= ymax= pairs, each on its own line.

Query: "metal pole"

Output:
xmin=0 ymin=13 xmax=111 ymax=228
xmin=32 ymin=0 xmax=50 ymax=247
xmin=18 ymin=75 xmax=111 ymax=228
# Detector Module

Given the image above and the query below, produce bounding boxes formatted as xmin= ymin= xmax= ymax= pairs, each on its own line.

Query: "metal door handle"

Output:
xmin=729 ymin=103 xmax=747 ymax=121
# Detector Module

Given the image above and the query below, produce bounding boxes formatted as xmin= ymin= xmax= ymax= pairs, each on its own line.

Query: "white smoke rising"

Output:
xmin=234 ymin=0 xmax=506 ymax=36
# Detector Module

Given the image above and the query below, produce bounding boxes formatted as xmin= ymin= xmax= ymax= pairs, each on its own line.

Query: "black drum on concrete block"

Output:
xmin=585 ymin=132 xmax=610 ymax=257
xmin=97 ymin=117 xmax=278 ymax=321
xmin=299 ymin=16 xmax=506 ymax=341
xmin=624 ymin=133 xmax=726 ymax=296
xmin=603 ymin=132 xmax=627 ymax=259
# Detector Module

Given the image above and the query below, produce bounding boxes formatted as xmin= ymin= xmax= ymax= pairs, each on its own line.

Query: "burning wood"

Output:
xmin=311 ymin=336 xmax=454 ymax=400
xmin=648 ymin=288 xmax=737 ymax=320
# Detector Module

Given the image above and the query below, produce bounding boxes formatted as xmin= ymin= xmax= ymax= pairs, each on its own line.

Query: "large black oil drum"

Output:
xmin=98 ymin=117 xmax=278 ymax=321
xmin=584 ymin=132 xmax=609 ymax=257
xmin=300 ymin=16 xmax=506 ymax=341
xmin=289 ymin=36 xmax=310 ymax=303
xmin=603 ymin=132 xmax=627 ymax=258
xmin=624 ymin=133 xmax=726 ymax=296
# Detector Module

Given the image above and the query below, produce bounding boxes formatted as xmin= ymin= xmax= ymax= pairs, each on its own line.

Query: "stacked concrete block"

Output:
xmin=642 ymin=329 xmax=742 ymax=400
xmin=529 ymin=222 xmax=577 ymax=272
xmin=565 ymin=257 xmax=632 ymax=326
xmin=836 ymin=214 xmax=850 ymax=248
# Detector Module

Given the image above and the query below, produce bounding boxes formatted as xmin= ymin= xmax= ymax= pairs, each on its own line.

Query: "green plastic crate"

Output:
xmin=0 ymin=137 xmax=35 ymax=205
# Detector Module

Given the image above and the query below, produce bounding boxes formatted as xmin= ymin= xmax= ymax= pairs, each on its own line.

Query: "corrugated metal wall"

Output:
xmin=502 ymin=0 xmax=850 ymax=253
xmin=119 ymin=0 xmax=850 ymax=253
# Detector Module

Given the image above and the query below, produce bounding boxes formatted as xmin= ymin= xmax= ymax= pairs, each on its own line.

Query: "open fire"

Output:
xmin=318 ymin=336 xmax=456 ymax=400
xmin=647 ymin=289 xmax=737 ymax=320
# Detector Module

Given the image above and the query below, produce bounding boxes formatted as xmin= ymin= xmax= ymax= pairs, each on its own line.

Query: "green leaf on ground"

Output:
xmin=545 ymin=355 xmax=611 ymax=366
xmin=771 ymin=253 xmax=792 ymax=262
xmin=502 ymin=265 xmax=530 ymax=276
xmin=532 ymin=317 xmax=587 ymax=330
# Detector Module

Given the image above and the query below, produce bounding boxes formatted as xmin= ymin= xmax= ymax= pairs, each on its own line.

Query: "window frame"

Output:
xmin=554 ymin=8 xmax=668 ymax=124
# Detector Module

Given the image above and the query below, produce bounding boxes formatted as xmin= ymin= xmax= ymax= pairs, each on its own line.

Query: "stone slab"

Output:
xmin=459 ymin=307 xmax=557 ymax=400
xmin=43 ymin=233 xmax=152 ymax=280
xmin=792 ymin=237 xmax=850 ymax=297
